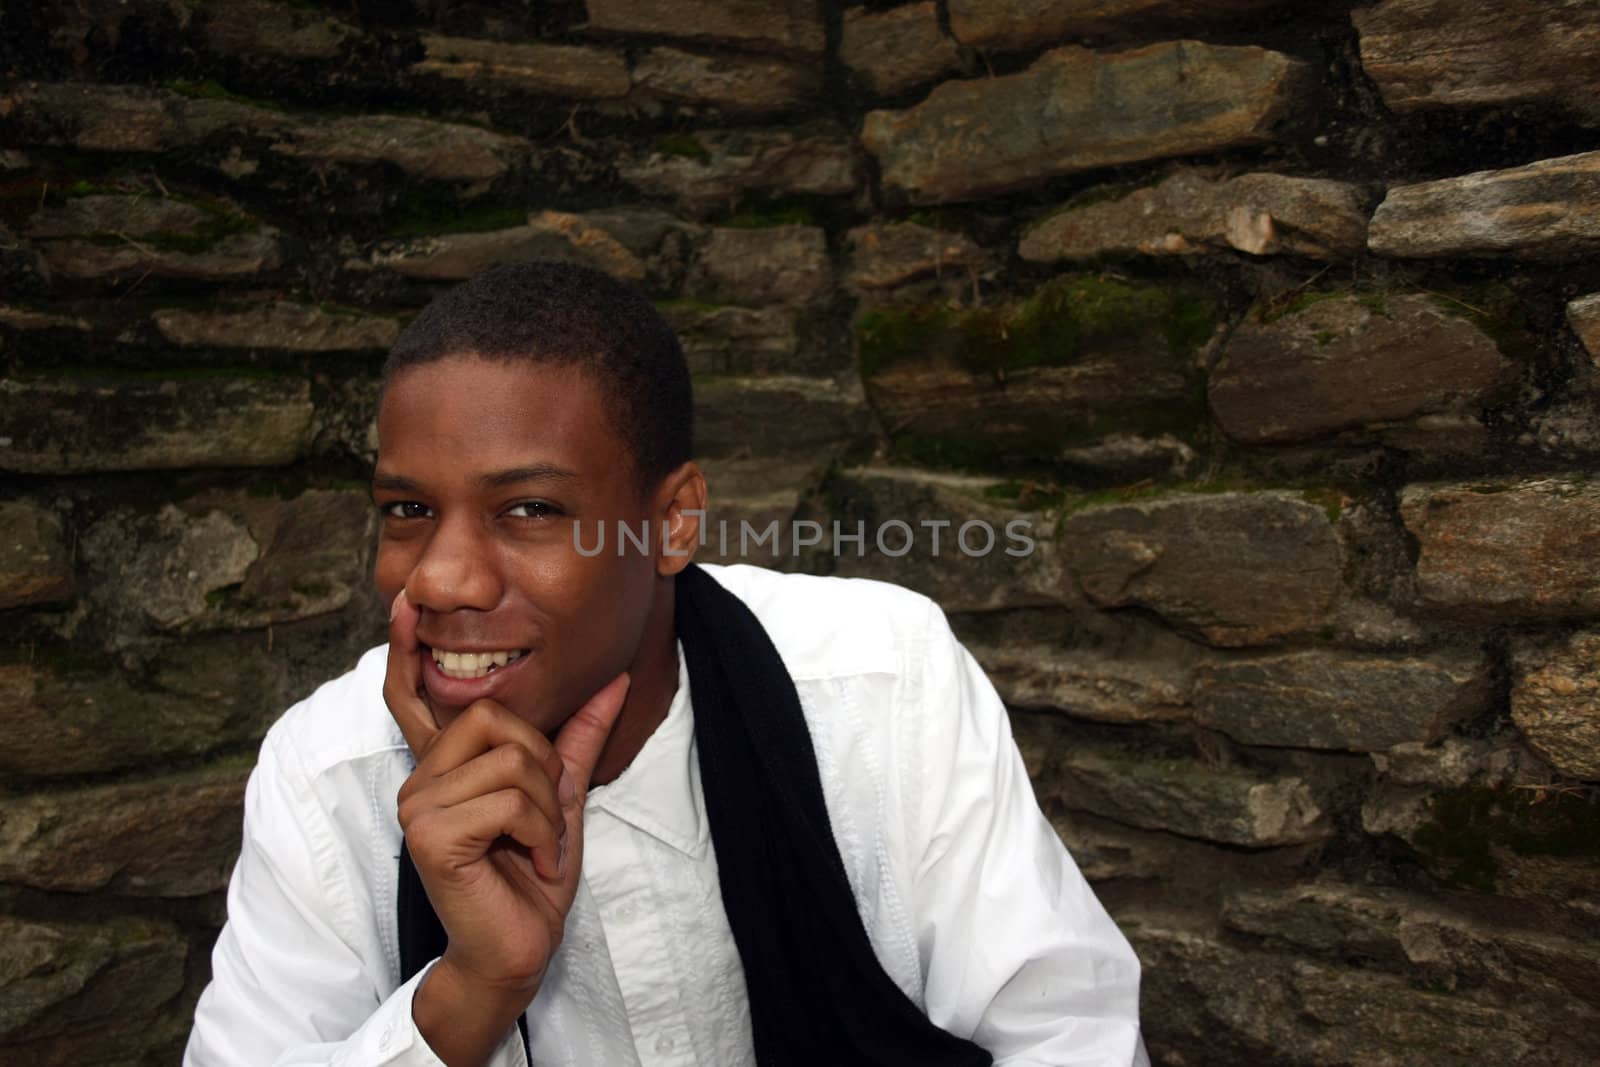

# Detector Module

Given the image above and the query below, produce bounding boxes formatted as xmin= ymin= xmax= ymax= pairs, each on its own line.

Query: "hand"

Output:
xmin=384 ymin=590 xmax=629 ymax=1065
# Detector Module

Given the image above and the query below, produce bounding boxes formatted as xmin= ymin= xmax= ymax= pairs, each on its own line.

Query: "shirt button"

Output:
xmin=654 ymin=1032 xmax=676 ymax=1055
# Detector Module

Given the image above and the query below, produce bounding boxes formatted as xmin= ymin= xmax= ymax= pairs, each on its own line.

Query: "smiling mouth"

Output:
xmin=429 ymin=647 xmax=528 ymax=680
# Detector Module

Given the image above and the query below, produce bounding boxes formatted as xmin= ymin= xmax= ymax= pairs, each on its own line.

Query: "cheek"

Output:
xmin=372 ymin=540 xmax=416 ymax=605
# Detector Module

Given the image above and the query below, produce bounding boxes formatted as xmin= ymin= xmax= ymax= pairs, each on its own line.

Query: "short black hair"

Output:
xmin=383 ymin=261 xmax=693 ymax=489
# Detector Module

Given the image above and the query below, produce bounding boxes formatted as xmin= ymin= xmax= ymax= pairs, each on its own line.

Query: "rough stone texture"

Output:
xmin=1370 ymin=151 xmax=1600 ymax=260
xmin=0 ymin=760 xmax=249 ymax=895
xmin=1192 ymin=649 xmax=1491 ymax=751
xmin=1020 ymin=170 xmax=1372 ymax=262
xmin=1059 ymin=492 xmax=1344 ymax=647
xmin=1567 ymin=292 xmax=1600 ymax=366
xmin=0 ymin=640 xmax=287 ymax=779
xmin=371 ymin=211 xmax=646 ymax=282
xmin=415 ymin=35 xmax=630 ymax=99
xmin=1511 ymin=632 xmax=1600 ymax=780
xmin=2 ymin=83 xmax=526 ymax=185
xmin=840 ymin=4 xmax=962 ymax=97
xmin=78 ymin=490 xmax=373 ymax=635
xmin=1051 ymin=742 xmax=1330 ymax=846
xmin=659 ymin=303 xmax=800 ymax=375
xmin=0 ymin=502 xmax=73 ymax=610
xmin=39 ymin=230 xmax=282 ymax=283
xmin=619 ymin=127 xmax=857 ymax=216
xmin=1354 ymin=0 xmax=1600 ymax=122
xmin=862 ymin=42 xmax=1309 ymax=204
xmin=153 ymin=301 xmax=400 ymax=351
xmin=203 ymin=0 xmax=357 ymax=61
xmin=1402 ymin=477 xmax=1600 ymax=618
xmin=695 ymin=456 xmax=817 ymax=567
xmin=695 ymin=375 xmax=871 ymax=461
xmin=973 ymin=643 xmax=1193 ymax=724
xmin=822 ymin=465 xmax=1062 ymax=613
xmin=632 ymin=47 xmax=817 ymax=114
xmin=584 ymin=0 xmax=825 ymax=56
xmin=686 ymin=226 xmax=831 ymax=307
xmin=1209 ymin=294 xmax=1514 ymax=444
xmin=845 ymin=222 xmax=993 ymax=291
xmin=1058 ymin=434 xmax=1201 ymax=484
xmin=948 ymin=0 xmax=1287 ymax=54
xmin=0 ymin=376 xmax=314 ymax=473
xmin=0 ymin=915 xmax=187 ymax=1054
xmin=26 ymin=194 xmax=212 ymax=239
xmin=0 ymin=306 xmax=91 ymax=332
xmin=1130 ymin=916 xmax=1593 ymax=1067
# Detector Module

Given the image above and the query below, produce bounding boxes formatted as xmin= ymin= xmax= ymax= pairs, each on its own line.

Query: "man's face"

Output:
xmin=373 ymin=355 xmax=660 ymax=735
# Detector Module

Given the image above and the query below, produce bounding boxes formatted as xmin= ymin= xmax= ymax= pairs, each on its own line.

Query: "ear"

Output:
xmin=651 ymin=461 xmax=708 ymax=576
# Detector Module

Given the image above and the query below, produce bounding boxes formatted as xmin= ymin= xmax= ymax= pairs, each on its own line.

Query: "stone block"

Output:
xmin=0 ymin=375 xmax=313 ymax=474
xmin=1512 ymin=632 xmax=1600 ymax=780
xmin=619 ymin=126 xmax=857 ymax=217
xmin=1370 ymin=151 xmax=1600 ymax=259
xmin=1209 ymin=294 xmax=1513 ymax=445
xmin=1193 ymin=649 xmax=1490 ymax=751
xmin=845 ymin=222 xmax=993 ymax=292
xmin=0 ymin=759 xmax=250 ymax=895
xmin=862 ymin=41 xmax=1308 ymax=204
xmin=1401 ymin=477 xmax=1600 ymax=619
xmin=203 ymin=0 xmax=357 ymax=61
xmin=631 ymin=47 xmax=817 ymax=115
xmin=973 ymin=643 xmax=1193 ymax=725
xmin=1354 ymin=0 xmax=1600 ymax=122
xmin=415 ymin=35 xmax=630 ymax=99
xmin=694 ymin=456 xmax=819 ymax=567
xmin=78 ymin=489 xmax=373 ymax=634
xmin=694 ymin=375 xmax=872 ymax=462
xmin=1020 ymin=170 xmax=1372 ymax=262
xmin=658 ymin=303 xmax=800 ymax=376
xmin=25 ymin=194 xmax=211 ymax=239
xmin=1059 ymin=491 xmax=1344 ymax=647
xmin=947 ymin=0 xmax=1287 ymax=55
xmin=821 ymin=465 xmax=1061 ymax=613
xmin=840 ymin=4 xmax=962 ymax=97
xmin=370 ymin=211 xmax=646 ymax=282
xmin=584 ymin=0 xmax=825 ymax=56
xmin=1052 ymin=741 xmax=1330 ymax=846
xmin=685 ymin=225 xmax=830 ymax=307
xmin=1567 ymin=292 xmax=1600 ymax=366
xmin=0 ymin=501 xmax=72 ymax=610
xmin=153 ymin=301 xmax=400 ymax=351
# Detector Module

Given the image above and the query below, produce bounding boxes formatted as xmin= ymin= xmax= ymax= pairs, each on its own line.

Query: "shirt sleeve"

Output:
xmin=183 ymin=728 xmax=526 ymax=1067
xmin=903 ymin=602 xmax=1149 ymax=1067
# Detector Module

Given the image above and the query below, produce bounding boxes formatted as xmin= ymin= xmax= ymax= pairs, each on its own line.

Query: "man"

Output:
xmin=185 ymin=262 xmax=1148 ymax=1066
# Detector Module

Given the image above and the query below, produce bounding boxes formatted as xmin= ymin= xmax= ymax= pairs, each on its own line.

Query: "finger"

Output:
xmin=400 ymin=743 xmax=565 ymax=846
xmin=408 ymin=787 xmax=566 ymax=883
xmin=414 ymin=700 xmax=564 ymax=794
xmin=383 ymin=589 xmax=439 ymax=757
xmin=554 ymin=673 xmax=631 ymax=802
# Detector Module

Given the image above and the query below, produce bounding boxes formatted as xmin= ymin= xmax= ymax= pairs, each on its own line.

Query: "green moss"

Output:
xmin=165 ymin=78 xmax=279 ymax=111
xmin=856 ymin=274 xmax=1216 ymax=380
xmin=981 ymin=479 xmax=1067 ymax=510
xmin=1410 ymin=784 xmax=1600 ymax=893
xmin=714 ymin=204 xmax=816 ymax=229
xmin=655 ymin=132 xmax=710 ymax=162
xmin=384 ymin=202 xmax=528 ymax=240
xmin=1257 ymin=288 xmax=1390 ymax=325
xmin=1314 ymin=330 xmax=1338 ymax=346
xmin=1427 ymin=283 xmax=1534 ymax=360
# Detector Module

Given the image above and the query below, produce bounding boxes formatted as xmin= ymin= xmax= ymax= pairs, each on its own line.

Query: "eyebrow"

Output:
xmin=371 ymin=464 xmax=580 ymax=494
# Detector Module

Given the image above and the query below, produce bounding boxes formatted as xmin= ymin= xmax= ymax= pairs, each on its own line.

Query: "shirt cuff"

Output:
xmin=330 ymin=962 xmax=526 ymax=1067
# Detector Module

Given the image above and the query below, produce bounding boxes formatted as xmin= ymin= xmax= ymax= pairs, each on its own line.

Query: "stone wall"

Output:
xmin=3 ymin=1 xmax=1599 ymax=1063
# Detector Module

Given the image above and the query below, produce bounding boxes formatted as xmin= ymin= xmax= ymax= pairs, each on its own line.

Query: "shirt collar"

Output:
xmin=583 ymin=644 xmax=708 ymax=857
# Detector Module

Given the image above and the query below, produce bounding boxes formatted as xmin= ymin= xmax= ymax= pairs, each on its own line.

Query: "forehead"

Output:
xmin=377 ymin=356 xmax=621 ymax=470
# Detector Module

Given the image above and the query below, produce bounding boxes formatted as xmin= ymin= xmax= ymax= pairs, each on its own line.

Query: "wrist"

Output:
xmin=413 ymin=956 xmax=537 ymax=1067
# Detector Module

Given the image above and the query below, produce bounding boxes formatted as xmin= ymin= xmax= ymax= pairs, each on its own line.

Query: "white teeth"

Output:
xmin=430 ymin=648 xmax=525 ymax=680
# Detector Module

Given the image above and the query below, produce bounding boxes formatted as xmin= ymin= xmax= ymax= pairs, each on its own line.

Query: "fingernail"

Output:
xmin=559 ymin=768 xmax=576 ymax=805
xmin=389 ymin=589 xmax=406 ymax=622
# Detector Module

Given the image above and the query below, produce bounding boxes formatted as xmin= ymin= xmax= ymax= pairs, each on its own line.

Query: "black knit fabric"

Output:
xmin=398 ymin=564 xmax=990 ymax=1065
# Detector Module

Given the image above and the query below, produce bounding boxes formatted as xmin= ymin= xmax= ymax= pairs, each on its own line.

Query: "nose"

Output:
xmin=404 ymin=513 xmax=503 ymax=615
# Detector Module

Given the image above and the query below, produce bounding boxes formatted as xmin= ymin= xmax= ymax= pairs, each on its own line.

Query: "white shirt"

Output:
xmin=185 ymin=564 xmax=1147 ymax=1066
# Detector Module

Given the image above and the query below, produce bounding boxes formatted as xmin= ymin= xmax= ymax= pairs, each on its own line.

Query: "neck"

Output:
xmin=589 ymin=573 xmax=678 ymax=787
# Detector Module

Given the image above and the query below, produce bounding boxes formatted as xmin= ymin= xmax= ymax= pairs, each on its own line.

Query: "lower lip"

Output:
xmin=420 ymin=648 xmax=532 ymax=709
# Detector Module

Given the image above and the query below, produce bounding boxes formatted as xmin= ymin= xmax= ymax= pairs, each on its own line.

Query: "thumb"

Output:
xmin=554 ymin=673 xmax=631 ymax=801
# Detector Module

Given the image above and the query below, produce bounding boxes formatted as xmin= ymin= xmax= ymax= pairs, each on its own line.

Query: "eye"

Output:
xmin=506 ymin=500 xmax=562 ymax=520
xmin=381 ymin=501 xmax=433 ymax=520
